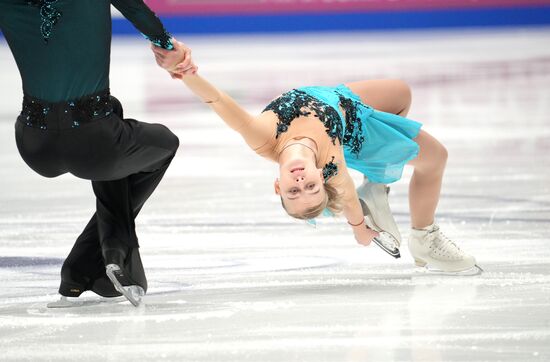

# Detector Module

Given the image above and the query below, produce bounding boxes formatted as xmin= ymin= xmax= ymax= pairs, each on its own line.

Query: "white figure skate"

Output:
xmin=409 ymin=223 xmax=483 ymax=275
xmin=356 ymin=177 xmax=402 ymax=259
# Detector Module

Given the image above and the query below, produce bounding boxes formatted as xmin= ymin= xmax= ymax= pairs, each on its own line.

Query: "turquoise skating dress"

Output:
xmin=263 ymin=84 xmax=422 ymax=184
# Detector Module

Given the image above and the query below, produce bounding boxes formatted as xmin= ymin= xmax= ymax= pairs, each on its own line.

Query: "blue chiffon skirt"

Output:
xmin=299 ymin=84 xmax=422 ymax=184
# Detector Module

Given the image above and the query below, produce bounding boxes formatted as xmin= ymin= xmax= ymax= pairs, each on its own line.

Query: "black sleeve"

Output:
xmin=111 ymin=0 xmax=174 ymax=50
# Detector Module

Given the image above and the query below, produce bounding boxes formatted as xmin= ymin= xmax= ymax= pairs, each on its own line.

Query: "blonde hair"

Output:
xmin=281 ymin=182 xmax=344 ymax=220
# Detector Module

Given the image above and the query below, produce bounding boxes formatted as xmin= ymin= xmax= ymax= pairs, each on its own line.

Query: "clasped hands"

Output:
xmin=152 ymin=38 xmax=197 ymax=78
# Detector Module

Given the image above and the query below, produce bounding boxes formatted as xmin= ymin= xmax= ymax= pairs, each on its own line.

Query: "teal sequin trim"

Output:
xmin=20 ymin=90 xmax=114 ymax=130
xmin=143 ymin=31 xmax=174 ymax=50
xmin=263 ymin=89 xmax=343 ymax=145
xmin=322 ymin=156 xmax=338 ymax=182
xmin=338 ymin=94 xmax=365 ymax=157
xmin=28 ymin=0 xmax=62 ymax=42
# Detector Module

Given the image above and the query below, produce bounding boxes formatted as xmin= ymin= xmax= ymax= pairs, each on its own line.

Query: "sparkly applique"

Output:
xmin=21 ymin=98 xmax=49 ymax=130
xmin=144 ymin=30 xmax=174 ymax=50
xmin=263 ymin=89 xmax=343 ymax=145
xmin=338 ymin=95 xmax=365 ymax=157
xmin=322 ymin=156 xmax=338 ymax=182
xmin=21 ymin=90 xmax=114 ymax=130
xmin=28 ymin=0 xmax=62 ymax=43
xmin=71 ymin=92 xmax=114 ymax=124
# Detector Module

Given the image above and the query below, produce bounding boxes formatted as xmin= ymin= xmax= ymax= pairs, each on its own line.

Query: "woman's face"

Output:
xmin=274 ymin=158 xmax=326 ymax=215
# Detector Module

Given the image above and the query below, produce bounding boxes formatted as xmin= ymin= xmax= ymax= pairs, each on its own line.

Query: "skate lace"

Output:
xmin=426 ymin=227 xmax=464 ymax=260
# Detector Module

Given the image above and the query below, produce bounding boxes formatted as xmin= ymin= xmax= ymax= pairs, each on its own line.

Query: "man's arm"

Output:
xmin=112 ymin=0 xmax=190 ymax=70
xmin=111 ymin=0 xmax=173 ymax=50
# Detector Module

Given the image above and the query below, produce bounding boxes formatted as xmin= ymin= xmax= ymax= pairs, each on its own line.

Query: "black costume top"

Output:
xmin=0 ymin=0 xmax=173 ymax=102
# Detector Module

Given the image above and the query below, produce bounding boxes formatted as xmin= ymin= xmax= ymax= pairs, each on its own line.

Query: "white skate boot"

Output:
xmin=409 ymin=223 xmax=482 ymax=275
xmin=356 ymin=177 xmax=401 ymax=258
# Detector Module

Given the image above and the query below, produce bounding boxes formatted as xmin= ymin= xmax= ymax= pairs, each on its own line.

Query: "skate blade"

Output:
xmin=106 ymin=264 xmax=145 ymax=307
xmin=47 ymin=296 xmax=127 ymax=309
xmin=47 ymin=296 xmax=84 ymax=308
xmin=415 ymin=264 xmax=484 ymax=276
xmin=372 ymin=232 xmax=401 ymax=259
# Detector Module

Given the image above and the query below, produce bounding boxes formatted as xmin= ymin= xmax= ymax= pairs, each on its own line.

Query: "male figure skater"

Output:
xmin=0 ymin=0 xmax=194 ymax=306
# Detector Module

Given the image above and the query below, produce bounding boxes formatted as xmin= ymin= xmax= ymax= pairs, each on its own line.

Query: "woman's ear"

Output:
xmin=274 ymin=179 xmax=280 ymax=195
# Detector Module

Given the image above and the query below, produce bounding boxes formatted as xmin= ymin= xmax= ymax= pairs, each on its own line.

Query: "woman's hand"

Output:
xmin=170 ymin=60 xmax=198 ymax=79
xmin=352 ymin=222 xmax=379 ymax=246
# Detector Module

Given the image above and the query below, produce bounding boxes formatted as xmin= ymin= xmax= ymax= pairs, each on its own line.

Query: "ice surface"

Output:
xmin=0 ymin=28 xmax=549 ymax=361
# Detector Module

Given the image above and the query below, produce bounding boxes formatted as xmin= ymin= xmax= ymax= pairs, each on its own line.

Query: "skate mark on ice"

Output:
xmin=146 ymin=255 xmax=342 ymax=274
xmin=25 ymin=301 xmax=236 ymax=323
xmin=0 ymin=256 xmax=62 ymax=268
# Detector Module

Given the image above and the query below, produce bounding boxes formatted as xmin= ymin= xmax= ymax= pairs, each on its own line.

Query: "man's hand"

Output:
xmin=151 ymin=38 xmax=192 ymax=72
xmin=152 ymin=39 xmax=197 ymax=79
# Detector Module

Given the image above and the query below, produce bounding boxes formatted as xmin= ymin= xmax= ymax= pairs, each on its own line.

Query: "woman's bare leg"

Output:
xmin=345 ymin=79 xmax=412 ymax=116
xmin=344 ymin=81 xmax=475 ymax=269
xmin=407 ymin=130 xmax=448 ymax=229
xmin=407 ymin=132 xmax=478 ymax=272
xmin=345 ymin=80 xmax=447 ymax=228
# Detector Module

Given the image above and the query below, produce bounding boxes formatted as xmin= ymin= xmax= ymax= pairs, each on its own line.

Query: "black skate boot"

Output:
xmin=103 ymin=241 xmax=147 ymax=307
xmin=58 ymin=272 xmax=86 ymax=298
xmin=57 ymin=242 xmax=101 ymax=298
xmin=49 ymin=263 xmax=123 ymax=308
xmin=90 ymin=274 xmax=123 ymax=297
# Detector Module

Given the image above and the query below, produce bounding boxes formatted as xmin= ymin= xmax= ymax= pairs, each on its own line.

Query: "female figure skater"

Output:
xmin=155 ymin=42 xmax=480 ymax=274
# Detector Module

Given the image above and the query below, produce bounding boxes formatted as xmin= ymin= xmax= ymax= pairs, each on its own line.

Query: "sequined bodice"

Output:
xmin=262 ymin=88 xmax=366 ymax=157
xmin=261 ymin=87 xmax=368 ymax=181
xmin=263 ymin=89 xmax=344 ymax=146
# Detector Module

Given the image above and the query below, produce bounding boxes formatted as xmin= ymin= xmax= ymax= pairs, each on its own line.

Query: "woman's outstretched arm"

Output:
xmin=153 ymin=42 xmax=272 ymax=150
xmin=179 ymin=74 xmax=256 ymax=134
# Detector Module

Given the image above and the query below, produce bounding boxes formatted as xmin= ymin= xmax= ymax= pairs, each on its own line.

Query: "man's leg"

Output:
xmin=59 ymin=118 xmax=179 ymax=299
xmin=59 ymin=177 xmax=140 ymax=299
xmin=59 ymin=165 xmax=177 ymax=299
xmin=59 ymin=217 xmax=110 ymax=297
xmin=94 ymin=153 xmax=176 ymax=294
xmin=60 ymin=160 xmax=173 ymax=297
xmin=99 ymin=121 xmax=178 ymax=305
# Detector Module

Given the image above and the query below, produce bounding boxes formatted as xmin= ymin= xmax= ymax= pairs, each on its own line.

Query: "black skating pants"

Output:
xmin=14 ymin=93 xmax=179 ymax=297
